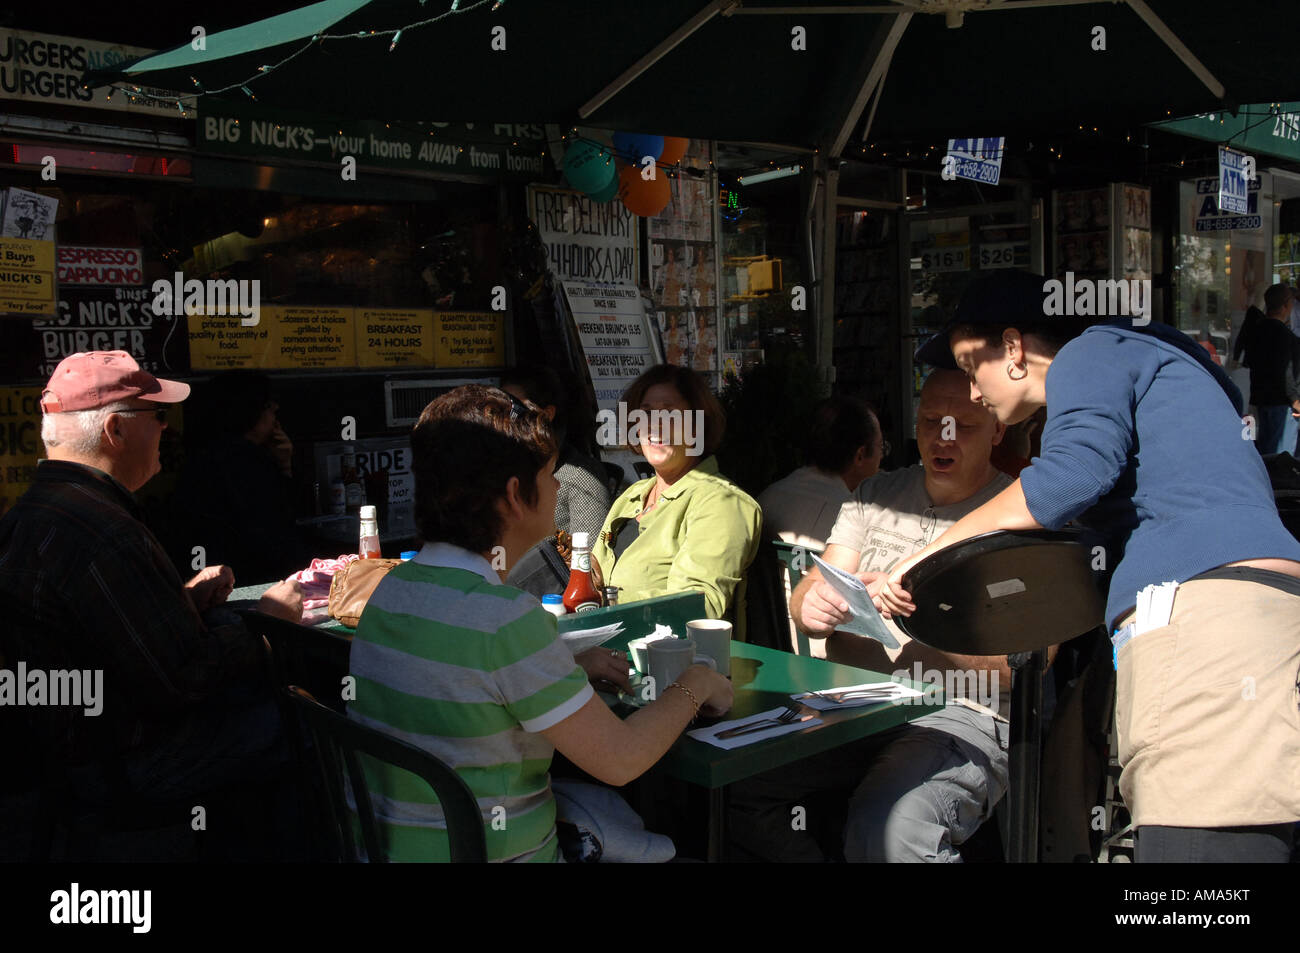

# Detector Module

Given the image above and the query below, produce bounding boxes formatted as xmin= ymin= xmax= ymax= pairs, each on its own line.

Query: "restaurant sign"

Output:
xmin=0 ymin=29 xmax=192 ymax=118
xmin=197 ymin=100 xmax=549 ymax=179
xmin=1194 ymin=176 xmax=1261 ymax=232
xmin=0 ymin=237 xmax=56 ymax=316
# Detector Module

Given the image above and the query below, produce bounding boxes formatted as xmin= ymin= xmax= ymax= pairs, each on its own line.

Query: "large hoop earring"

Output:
xmin=1007 ymin=361 xmax=1028 ymax=381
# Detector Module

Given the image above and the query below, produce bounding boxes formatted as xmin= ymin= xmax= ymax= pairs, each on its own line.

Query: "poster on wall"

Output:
xmin=356 ymin=308 xmax=435 ymax=367
xmin=561 ymin=280 xmax=656 ymax=413
xmin=1 ymin=188 xmax=58 ymax=240
xmin=433 ymin=312 xmax=504 ymax=368
xmin=0 ymin=236 xmax=56 ymax=316
xmin=262 ymin=306 xmax=355 ymax=369
xmin=529 ymin=184 xmax=638 ymax=283
xmin=0 ymin=387 xmax=42 ymax=517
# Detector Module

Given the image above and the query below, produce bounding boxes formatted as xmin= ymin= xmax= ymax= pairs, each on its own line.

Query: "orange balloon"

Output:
xmin=658 ymin=136 xmax=688 ymax=166
xmin=618 ymin=164 xmax=672 ymax=217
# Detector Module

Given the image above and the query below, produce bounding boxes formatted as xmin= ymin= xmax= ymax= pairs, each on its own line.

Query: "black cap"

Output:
xmin=914 ymin=270 xmax=1051 ymax=369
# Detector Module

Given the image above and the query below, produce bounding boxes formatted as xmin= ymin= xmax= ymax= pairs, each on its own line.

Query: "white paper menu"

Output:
xmin=810 ymin=553 xmax=901 ymax=649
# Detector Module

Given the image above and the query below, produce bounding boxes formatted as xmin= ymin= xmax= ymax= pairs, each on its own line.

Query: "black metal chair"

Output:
xmin=285 ymin=686 xmax=487 ymax=863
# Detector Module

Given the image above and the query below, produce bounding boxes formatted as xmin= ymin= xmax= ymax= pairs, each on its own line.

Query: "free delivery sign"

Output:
xmin=1217 ymin=147 xmax=1254 ymax=214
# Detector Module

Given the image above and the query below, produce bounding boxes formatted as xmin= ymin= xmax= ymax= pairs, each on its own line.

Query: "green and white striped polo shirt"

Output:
xmin=347 ymin=542 xmax=593 ymax=862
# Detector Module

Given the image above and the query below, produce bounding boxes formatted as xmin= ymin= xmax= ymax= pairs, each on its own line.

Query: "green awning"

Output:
xmin=110 ymin=0 xmax=371 ymax=76
xmin=1154 ymin=104 xmax=1300 ymax=164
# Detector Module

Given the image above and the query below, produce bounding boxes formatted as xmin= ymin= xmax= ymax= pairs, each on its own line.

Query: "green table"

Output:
xmin=235 ymin=581 xmax=942 ymax=861
xmin=646 ymin=641 xmax=942 ymax=861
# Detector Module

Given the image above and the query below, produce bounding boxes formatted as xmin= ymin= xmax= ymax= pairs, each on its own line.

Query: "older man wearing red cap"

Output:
xmin=0 ymin=351 xmax=302 ymax=861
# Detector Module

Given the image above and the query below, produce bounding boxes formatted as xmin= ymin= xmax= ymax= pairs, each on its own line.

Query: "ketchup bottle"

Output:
xmin=359 ymin=505 xmax=382 ymax=559
xmin=562 ymin=532 xmax=602 ymax=613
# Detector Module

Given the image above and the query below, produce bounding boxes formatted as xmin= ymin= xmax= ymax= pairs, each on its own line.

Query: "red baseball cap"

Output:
xmin=39 ymin=351 xmax=190 ymax=414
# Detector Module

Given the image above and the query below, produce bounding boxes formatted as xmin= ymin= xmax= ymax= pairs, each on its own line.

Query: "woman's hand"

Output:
xmin=575 ymin=647 xmax=631 ymax=694
xmin=686 ymin=664 xmax=734 ymax=717
xmin=872 ymin=554 xmax=923 ymax=618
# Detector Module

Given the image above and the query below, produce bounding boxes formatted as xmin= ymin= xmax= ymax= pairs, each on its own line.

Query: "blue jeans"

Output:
xmin=727 ymin=704 xmax=1009 ymax=862
xmin=1255 ymin=404 xmax=1298 ymax=455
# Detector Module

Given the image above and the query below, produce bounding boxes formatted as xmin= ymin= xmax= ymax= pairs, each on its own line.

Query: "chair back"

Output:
xmin=286 ymin=686 xmax=487 ymax=863
xmin=772 ymin=540 xmax=820 ymax=656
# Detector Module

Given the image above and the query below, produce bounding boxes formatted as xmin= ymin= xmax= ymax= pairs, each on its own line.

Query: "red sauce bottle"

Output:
xmin=562 ymin=531 xmax=602 ymax=613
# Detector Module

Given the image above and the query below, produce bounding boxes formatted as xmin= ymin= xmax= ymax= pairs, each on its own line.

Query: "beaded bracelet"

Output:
xmin=664 ymin=681 xmax=701 ymax=717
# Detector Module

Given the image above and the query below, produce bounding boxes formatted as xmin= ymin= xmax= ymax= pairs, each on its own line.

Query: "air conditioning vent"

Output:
xmin=385 ymin=377 xmax=497 ymax=428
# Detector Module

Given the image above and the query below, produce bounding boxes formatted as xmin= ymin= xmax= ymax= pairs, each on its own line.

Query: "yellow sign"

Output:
xmin=434 ymin=312 xmax=504 ymax=368
xmin=0 ymin=238 xmax=56 ymax=315
xmin=188 ymin=314 xmax=273 ymax=370
xmin=356 ymin=308 xmax=434 ymax=367
xmin=264 ymin=306 xmax=355 ymax=368
xmin=0 ymin=387 xmax=43 ymax=517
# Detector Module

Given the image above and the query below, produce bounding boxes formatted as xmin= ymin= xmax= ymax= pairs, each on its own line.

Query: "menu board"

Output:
xmin=263 ymin=306 xmax=354 ymax=369
xmin=0 ymin=237 xmax=56 ymax=316
xmin=433 ymin=312 xmax=504 ymax=368
xmin=356 ymin=308 xmax=435 ymax=367
xmin=562 ymin=280 xmax=655 ymax=412
xmin=0 ymin=386 xmax=41 ymax=517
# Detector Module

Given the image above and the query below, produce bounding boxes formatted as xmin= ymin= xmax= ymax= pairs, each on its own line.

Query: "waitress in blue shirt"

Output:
xmin=880 ymin=270 xmax=1300 ymax=863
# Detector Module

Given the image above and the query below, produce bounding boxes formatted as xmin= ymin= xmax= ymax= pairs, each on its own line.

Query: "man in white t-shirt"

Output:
xmin=729 ymin=369 xmax=1016 ymax=862
xmin=757 ymin=396 xmax=883 ymax=552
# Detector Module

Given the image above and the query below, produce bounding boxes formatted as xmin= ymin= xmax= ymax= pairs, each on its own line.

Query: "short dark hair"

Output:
xmin=806 ymin=396 xmax=879 ymax=472
xmin=1265 ymin=282 xmax=1293 ymax=315
xmin=620 ymin=364 xmax=726 ymax=456
xmin=411 ymin=385 xmax=556 ymax=553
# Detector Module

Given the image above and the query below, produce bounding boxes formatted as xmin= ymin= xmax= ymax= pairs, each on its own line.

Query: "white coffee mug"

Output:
xmin=645 ymin=638 xmax=715 ymax=700
xmin=686 ymin=619 xmax=733 ymax=677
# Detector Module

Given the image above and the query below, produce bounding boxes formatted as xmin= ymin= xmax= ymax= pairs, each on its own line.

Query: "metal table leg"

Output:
xmin=707 ymin=786 xmax=727 ymax=862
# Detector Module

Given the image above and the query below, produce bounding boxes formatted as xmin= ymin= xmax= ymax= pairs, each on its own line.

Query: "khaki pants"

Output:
xmin=1115 ymin=576 xmax=1300 ymax=828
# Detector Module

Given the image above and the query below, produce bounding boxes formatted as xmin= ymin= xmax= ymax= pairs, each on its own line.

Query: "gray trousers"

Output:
xmin=728 ymin=705 xmax=1009 ymax=862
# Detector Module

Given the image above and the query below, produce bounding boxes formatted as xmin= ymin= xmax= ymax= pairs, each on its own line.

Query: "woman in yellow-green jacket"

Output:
xmin=592 ymin=365 xmax=762 ymax=639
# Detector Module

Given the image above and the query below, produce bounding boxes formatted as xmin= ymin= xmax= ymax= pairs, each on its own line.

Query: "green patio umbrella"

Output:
xmin=88 ymin=0 xmax=1300 ymax=152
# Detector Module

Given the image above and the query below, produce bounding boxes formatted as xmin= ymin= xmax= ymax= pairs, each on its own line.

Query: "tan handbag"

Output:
xmin=328 ymin=558 xmax=401 ymax=627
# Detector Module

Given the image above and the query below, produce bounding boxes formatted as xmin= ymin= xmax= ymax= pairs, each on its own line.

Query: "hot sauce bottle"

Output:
xmin=562 ymin=532 xmax=602 ymax=613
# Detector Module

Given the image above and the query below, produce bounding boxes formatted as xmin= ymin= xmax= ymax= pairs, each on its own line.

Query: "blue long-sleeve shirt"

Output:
xmin=1019 ymin=321 xmax=1300 ymax=625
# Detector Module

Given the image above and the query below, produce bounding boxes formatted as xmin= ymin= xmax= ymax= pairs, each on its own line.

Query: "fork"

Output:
xmin=715 ymin=707 xmax=804 ymax=739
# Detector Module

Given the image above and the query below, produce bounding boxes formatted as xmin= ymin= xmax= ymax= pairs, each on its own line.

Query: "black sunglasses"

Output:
xmin=115 ymin=405 xmax=170 ymax=423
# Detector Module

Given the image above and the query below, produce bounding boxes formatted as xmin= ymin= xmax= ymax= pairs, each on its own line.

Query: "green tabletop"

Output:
xmin=655 ymin=642 xmax=943 ymax=789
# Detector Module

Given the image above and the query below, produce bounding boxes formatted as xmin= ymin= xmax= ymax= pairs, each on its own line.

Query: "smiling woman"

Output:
xmin=591 ymin=364 xmax=762 ymax=638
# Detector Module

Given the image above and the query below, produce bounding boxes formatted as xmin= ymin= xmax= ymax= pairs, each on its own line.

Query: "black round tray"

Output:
xmin=895 ymin=530 xmax=1104 ymax=655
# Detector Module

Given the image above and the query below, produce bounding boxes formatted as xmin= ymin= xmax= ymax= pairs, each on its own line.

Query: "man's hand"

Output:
xmin=258 ymin=579 xmax=304 ymax=624
xmin=185 ymin=564 xmax=235 ymax=613
xmin=575 ymin=647 xmax=631 ymax=694
xmin=798 ymin=579 xmax=854 ymax=637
